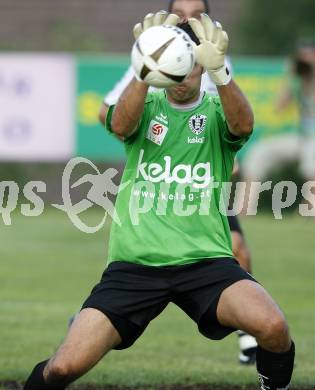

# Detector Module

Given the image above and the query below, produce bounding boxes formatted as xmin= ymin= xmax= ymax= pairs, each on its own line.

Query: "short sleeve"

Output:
xmin=213 ymin=96 xmax=250 ymax=152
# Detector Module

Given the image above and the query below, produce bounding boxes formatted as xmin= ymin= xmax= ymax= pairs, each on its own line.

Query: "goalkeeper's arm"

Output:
xmin=110 ymin=77 xmax=149 ymax=138
xmin=100 ymin=66 xmax=136 ymax=126
xmin=189 ymin=14 xmax=253 ymax=136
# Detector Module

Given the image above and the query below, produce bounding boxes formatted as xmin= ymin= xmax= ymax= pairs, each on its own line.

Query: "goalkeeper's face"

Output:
xmin=166 ymin=64 xmax=204 ymax=104
xmin=171 ymin=0 xmax=206 ymax=21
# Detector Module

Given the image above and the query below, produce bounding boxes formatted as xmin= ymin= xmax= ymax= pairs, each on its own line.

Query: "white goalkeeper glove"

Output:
xmin=133 ymin=11 xmax=180 ymax=40
xmin=189 ymin=14 xmax=231 ymax=86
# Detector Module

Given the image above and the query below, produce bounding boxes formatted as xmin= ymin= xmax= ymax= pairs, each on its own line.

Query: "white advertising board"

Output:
xmin=0 ymin=54 xmax=75 ymax=161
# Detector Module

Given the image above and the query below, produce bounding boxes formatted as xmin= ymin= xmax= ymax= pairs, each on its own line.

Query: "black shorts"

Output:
xmin=82 ymin=258 xmax=256 ymax=350
xmin=228 ymin=215 xmax=243 ymax=235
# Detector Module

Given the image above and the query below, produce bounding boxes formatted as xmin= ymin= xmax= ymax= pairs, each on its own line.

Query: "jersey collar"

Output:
xmin=165 ymin=91 xmax=206 ymax=112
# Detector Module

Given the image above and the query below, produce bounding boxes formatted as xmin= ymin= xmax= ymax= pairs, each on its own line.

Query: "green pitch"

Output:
xmin=0 ymin=210 xmax=314 ymax=388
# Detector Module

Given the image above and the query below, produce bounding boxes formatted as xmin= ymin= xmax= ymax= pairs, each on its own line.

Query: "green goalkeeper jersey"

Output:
xmin=106 ymin=91 xmax=249 ymax=266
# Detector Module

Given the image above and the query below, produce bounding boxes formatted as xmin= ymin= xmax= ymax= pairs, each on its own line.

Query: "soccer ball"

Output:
xmin=131 ymin=25 xmax=196 ymax=88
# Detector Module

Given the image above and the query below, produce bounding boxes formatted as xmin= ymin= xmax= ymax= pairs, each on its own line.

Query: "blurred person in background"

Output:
xmin=99 ymin=0 xmax=257 ymax=365
xmin=243 ymin=41 xmax=315 ymax=194
xmin=278 ymin=41 xmax=315 ymax=181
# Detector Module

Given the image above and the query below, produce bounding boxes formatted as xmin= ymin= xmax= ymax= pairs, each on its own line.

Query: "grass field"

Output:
xmin=0 ymin=210 xmax=314 ymax=389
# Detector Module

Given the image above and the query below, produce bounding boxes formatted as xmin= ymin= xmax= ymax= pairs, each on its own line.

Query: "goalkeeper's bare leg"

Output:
xmin=217 ymin=280 xmax=295 ymax=390
xmin=24 ymin=308 xmax=121 ymax=389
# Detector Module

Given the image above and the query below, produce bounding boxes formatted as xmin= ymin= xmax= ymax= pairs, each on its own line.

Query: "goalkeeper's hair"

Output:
xmin=168 ymin=0 xmax=210 ymax=14
xmin=177 ymin=21 xmax=200 ymax=46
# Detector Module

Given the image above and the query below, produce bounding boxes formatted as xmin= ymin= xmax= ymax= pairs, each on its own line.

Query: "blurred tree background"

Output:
xmin=235 ymin=0 xmax=315 ymax=55
xmin=0 ymin=0 xmax=314 ymax=55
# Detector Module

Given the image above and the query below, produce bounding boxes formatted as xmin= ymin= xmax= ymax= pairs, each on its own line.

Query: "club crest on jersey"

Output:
xmin=146 ymin=120 xmax=168 ymax=146
xmin=189 ymin=114 xmax=207 ymax=135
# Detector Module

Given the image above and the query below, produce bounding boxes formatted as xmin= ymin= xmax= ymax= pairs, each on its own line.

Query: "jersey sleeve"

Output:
xmin=105 ymin=93 xmax=155 ymax=144
xmin=213 ymin=96 xmax=250 ymax=152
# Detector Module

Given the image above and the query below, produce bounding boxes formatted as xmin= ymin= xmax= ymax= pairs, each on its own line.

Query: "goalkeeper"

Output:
xmin=100 ymin=0 xmax=257 ymax=366
xmin=24 ymin=13 xmax=295 ymax=390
